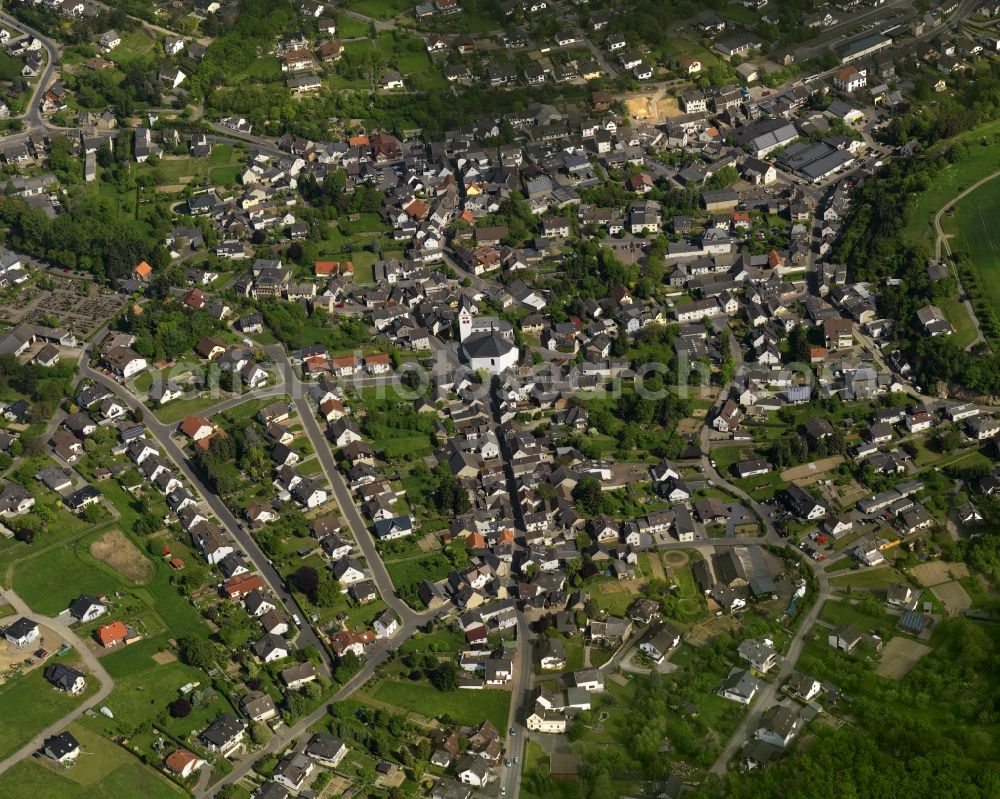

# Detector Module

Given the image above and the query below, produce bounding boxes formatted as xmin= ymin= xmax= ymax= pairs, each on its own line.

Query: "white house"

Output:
xmin=639 ymin=625 xmax=680 ymax=664
xmin=718 ymin=667 xmax=761 ymax=704
xmin=68 ymin=595 xmax=106 ymax=623
xmin=833 ymin=65 xmax=866 ymax=93
xmin=373 ymin=609 xmax=399 ymax=638
xmin=44 ymin=732 xmax=80 ymax=764
xmin=4 ymin=617 xmax=39 ymax=648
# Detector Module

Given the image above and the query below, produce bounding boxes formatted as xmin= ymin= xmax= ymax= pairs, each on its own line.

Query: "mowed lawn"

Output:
xmin=81 ymin=636 xmax=233 ymax=743
xmin=11 ymin=525 xmax=208 ymax=640
xmin=0 ymin=723 xmax=185 ymax=799
xmin=0 ymin=664 xmax=95 ymax=759
xmin=371 ymin=680 xmax=511 ymax=730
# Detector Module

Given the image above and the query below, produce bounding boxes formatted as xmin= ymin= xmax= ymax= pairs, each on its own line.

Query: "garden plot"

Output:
xmin=875 ymin=637 xmax=932 ymax=679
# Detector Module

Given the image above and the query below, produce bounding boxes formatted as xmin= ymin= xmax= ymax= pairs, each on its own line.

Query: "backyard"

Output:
xmin=0 ymin=658 xmax=96 ymax=760
xmin=367 ymin=679 xmax=511 ymax=730
xmin=0 ymin=722 xmax=186 ymax=799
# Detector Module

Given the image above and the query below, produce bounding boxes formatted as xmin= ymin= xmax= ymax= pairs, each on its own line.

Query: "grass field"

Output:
xmin=384 ymin=551 xmax=452 ymax=596
xmin=819 ymin=598 xmax=896 ymax=634
xmin=12 ymin=537 xmax=125 ymax=615
xmin=345 ymin=0 xmax=412 ymax=20
xmin=0 ymin=52 xmax=22 ymax=81
xmin=112 ymin=30 xmax=157 ymax=62
xmin=829 ymin=567 xmax=904 ymax=591
xmin=84 ymin=633 xmax=235 ymax=744
xmin=153 ymin=392 xmax=222 ymax=424
xmin=370 ymin=680 xmax=510 ymax=730
xmin=0 ymin=723 xmax=185 ymax=799
xmin=10 ymin=522 xmax=208 ymax=640
xmin=233 ymin=56 xmax=282 ymax=82
xmin=138 ymin=144 xmax=243 ymax=191
xmin=592 ymin=586 xmax=636 ymax=617
xmin=0 ymin=663 xmax=95 ymax=760
xmin=906 ymin=121 xmax=1000 ymax=241
xmin=936 ymin=293 xmax=980 ymax=349
xmin=942 ymin=178 xmax=1000 ymax=335
xmin=337 ymin=12 xmax=371 ymax=38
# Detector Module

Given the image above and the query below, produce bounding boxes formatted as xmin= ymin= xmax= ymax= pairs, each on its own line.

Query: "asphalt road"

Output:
xmin=196 ymin=634 xmax=406 ymax=799
xmin=501 ymin=614 xmax=532 ymax=799
xmin=0 ymin=591 xmax=115 ymax=775
xmin=264 ymin=346 xmax=443 ymax=628
xmin=0 ymin=10 xmax=59 ymax=131
xmin=76 ymin=359 xmax=331 ymax=670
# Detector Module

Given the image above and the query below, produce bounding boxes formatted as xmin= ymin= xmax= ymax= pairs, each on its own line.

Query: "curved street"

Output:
xmin=932 ymin=168 xmax=999 ymax=352
xmin=0 ymin=591 xmax=115 ymax=775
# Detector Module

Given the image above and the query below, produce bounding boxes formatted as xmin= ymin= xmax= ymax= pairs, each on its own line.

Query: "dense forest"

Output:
xmin=0 ymin=194 xmax=168 ymax=283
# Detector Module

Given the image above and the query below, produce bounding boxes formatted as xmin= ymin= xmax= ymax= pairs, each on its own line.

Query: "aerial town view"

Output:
xmin=0 ymin=0 xmax=997 ymax=797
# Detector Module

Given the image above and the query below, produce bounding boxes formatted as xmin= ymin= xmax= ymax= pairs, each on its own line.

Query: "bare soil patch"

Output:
xmin=930 ymin=580 xmax=972 ymax=615
xmin=910 ymin=561 xmax=969 ymax=587
xmin=89 ymin=530 xmax=153 ymax=583
xmin=625 ymin=95 xmax=656 ymax=120
xmin=875 ymin=637 xmax=932 ymax=679
xmin=0 ymin=619 xmax=62 ymax=682
xmin=152 ymin=650 xmax=177 ymax=665
xmin=780 ymin=456 xmax=844 ymax=482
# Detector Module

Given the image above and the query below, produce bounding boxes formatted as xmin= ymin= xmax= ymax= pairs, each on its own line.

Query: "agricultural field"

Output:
xmin=875 ymin=636 xmax=932 ymax=679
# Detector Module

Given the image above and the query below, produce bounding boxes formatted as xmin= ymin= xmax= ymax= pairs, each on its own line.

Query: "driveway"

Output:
xmin=0 ymin=591 xmax=115 ymax=775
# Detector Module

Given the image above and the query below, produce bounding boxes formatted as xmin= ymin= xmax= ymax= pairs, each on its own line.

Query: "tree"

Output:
xmin=286 ymin=690 xmax=309 ymax=718
xmin=169 ymin=697 xmax=192 ymax=718
xmin=429 ymin=661 xmax=459 ymax=692
xmin=81 ymin=503 xmax=104 ymax=523
xmin=573 ymin=475 xmax=603 ymax=516
xmin=249 ymin=721 xmax=270 ymax=745
xmin=334 ymin=651 xmax=361 ymax=683
xmin=179 ymin=637 xmax=216 ymax=671
xmin=291 ymin=565 xmax=319 ymax=600
xmin=314 ymin=578 xmax=341 ymax=607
